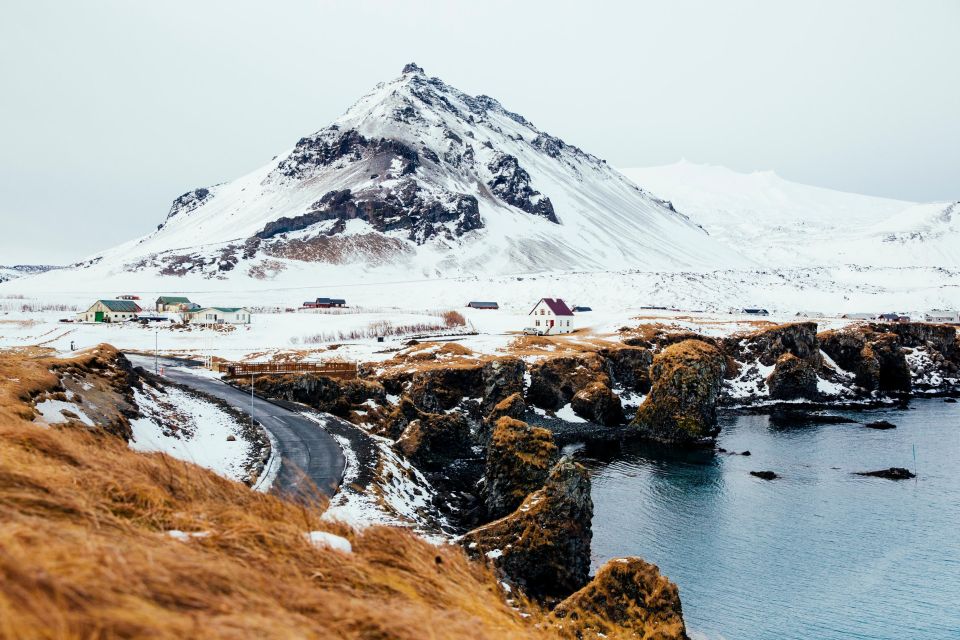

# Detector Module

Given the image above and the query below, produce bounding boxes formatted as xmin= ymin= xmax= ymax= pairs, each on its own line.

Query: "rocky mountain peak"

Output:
xmin=401 ymin=62 xmax=425 ymax=75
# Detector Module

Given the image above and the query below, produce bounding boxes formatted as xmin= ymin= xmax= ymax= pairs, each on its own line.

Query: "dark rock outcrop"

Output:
xmin=725 ymin=322 xmax=820 ymax=367
xmin=165 ymin=187 xmax=212 ymax=221
xmin=631 ymin=340 xmax=726 ymax=445
xmin=856 ymin=467 xmax=915 ymax=480
xmin=766 ymin=353 xmax=819 ymax=400
xmin=484 ymin=391 xmax=526 ymax=425
xmin=750 ymin=470 xmax=778 ymax=480
xmin=551 ymin=557 xmax=689 ymax=640
xmin=480 ymin=357 xmax=525 ymax=415
xmin=486 ymin=153 xmax=557 ymax=223
xmin=599 ymin=345 xmax=653 ymax=393
xmin=407 ymin=365 xmax=483 ymax=413
xmin=395 ymin=411 xmax=472 ymax=471
xmin=462 ymin=457 xmax=592 ymax=599
xmin=819 ymin=327 xmax=911 ymax=394
xmin=252 ymin=373 xmax=385 ymax=418
xmin=865 ymin=420 xmax=897 ymax=430
xmin=526 ymin=354 xmax=609 ymax=411
xmin=482 ymin=417 xmax=558 ymax=520
xmin=571 ymin=381 xmax=624 ymax=425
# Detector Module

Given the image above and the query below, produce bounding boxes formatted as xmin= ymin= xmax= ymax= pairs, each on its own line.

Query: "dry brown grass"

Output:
xmin=0 ymin=346 xmax=561 ymax=640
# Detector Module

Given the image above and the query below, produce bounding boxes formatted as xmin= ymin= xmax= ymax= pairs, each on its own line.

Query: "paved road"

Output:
xmin=127 ymin=354 xmax=345 ymax=501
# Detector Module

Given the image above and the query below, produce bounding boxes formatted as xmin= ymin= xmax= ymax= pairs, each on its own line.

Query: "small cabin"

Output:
xmin=467 ymin=301 xmax=499 ymax=310
xmin=741 ymin=308 xmax=769 ymax=316
xmin=186 ymin=307 xmax=251 ymax=325
xmin=841 ymin=312 xmax=876 ymax=320
xmin=303 ymin=297 xmax=347 ymax=309
xmin=156 ymin=296 xmax=194 ymax=312
xmin=572 ymin=306 xmax=592 ymax=312
xmin=876 ymin=312 xmax=911 ymax=323
xmin=117 ymin=294 xmax=141 ymax=301
xmin=79 ymin=299 xmax=142 ymax=323
xmin=924 ymin=310 xmax=959 ymax=323
xmin=528 ymin=298 xmax=575 ymax=334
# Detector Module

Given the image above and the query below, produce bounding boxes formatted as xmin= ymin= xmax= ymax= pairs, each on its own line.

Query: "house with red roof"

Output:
xmin=528 ymin=298 xmax=575 ymax=334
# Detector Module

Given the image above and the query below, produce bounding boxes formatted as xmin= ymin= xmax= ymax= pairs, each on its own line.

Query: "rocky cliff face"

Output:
xmin=482 ymin=417 xmax=558 ymax=520
xmin=462 ymin=457 xmax=593 ymax=599
xmin=552 ymin=557 xmax=689 ymax=640
xmin=632 ymin=340 xmax=726 ymax=444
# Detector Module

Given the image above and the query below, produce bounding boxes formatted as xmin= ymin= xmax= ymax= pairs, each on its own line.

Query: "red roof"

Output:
xmin=529 ymin=298 xmax=573 ymax=316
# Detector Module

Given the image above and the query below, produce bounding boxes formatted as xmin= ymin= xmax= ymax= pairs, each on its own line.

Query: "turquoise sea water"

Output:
xmin=584 ymin=400 xmax=960 ymax=640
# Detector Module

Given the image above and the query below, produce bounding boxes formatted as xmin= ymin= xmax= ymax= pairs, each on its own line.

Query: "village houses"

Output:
xmin=528 ymin=298 xmax=575 ymax=334
xmin=155 ymin=296 xmax=197 ymax=312
xmin=185 ymin=307 xmax=252 ymax=325
xmin=78 ymin=299 xmax=142 ymax=323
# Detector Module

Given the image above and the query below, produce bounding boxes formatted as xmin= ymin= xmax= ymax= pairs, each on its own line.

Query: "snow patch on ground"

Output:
xmin=130 ymin=385 xmax=254 ymax=483
xmin=554 ymin=403 xmax=587 ymax=423
xmin=304 ymin=531 xmax=352 ymax=553
xmin=34 ymin=399 xmax=95 ymax=426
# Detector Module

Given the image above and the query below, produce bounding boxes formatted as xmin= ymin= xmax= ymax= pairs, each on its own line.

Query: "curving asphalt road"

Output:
xmin=126 ymin=354 xmax=345 ymax=502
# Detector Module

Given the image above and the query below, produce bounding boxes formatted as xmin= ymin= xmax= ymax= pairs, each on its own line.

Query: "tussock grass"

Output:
xmin=0 ymin=347 xmax=555 ymax=639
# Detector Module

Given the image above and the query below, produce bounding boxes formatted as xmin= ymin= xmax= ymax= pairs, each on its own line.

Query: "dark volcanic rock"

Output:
xmin=856 ymin=467 xmax=915 ymax=480
xmin=483 ymin=417 xmax=558 ymax=520
xmin=252 ymin=373 xmax=385 ymax=418
xmin=526 ymin=353 xmax=609 ymax=411
xmin=945 ymin=398 xmax=958 ymax=403
xmin=407 ymin=365 xmax=483 ymax=413
xmin=750 ymin=470 xmax=778 ymax=480
xmin=726 ymin=322 xmax=820 ymax=367
xmin=481 ymin=357 xmax=525 ymax=415
xmin=165 ymin=187 xmax=212 ymax=221
xmin=599 ymin=345 xmax=654 ymax=393
xmin=819 ymin=327 xmax=911 ymax=394
xmin=484 ymin=391 xmax=526 ymax=425
xmin=865 ymin=420 xmax=897 ymax=430
xmin=768 ymin=408 xmax=857 ymax=426
xmin=395 ymin=411 xmax=472 ymax=471
xmin=766 ymin=353 xmax=820 ymax=400
xmin=462 ymin=457 xmax=592 ymax=599
xmin=571 ymin=381 xmax=624 ymax=425
xmin=551 ymin=557 xmax=689 ymax=640
xmin=486 ymin=152 xmax=557 ymax=223
xmin=631 ymin=340 xmax=726 ymax=445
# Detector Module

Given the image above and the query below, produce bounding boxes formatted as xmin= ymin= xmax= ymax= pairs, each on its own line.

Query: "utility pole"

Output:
xmin=154 ymin=329 xmax=158 ymax=375
xmin=250 ymin=371 xmax=255 ymax=427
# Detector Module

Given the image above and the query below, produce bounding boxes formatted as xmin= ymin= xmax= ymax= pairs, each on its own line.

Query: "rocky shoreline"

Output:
xmin=244 ymin=319 xmax=957 ymax=637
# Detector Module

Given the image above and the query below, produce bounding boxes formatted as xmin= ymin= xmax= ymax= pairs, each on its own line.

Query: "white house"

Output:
xmin=924 ymin=309 xmax=959 ymax=323
xmin=77 ymin=299 xmax=142 ymax=323
xmin=528 ymin=298 xmax=575 ymax=334
xmin=186 ymin=307 xmax=251 ymax=325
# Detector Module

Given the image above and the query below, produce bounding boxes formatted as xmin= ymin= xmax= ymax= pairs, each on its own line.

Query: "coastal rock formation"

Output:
xmin=818 ymin=327 xmax=911 ymax=393
xmin=407 ymin=365 xmax=483 ymax=412
xmin=856 ymin=467 xmax=915 ymax=480
xmin=481 ymin=357 xmax=526 ymax=414
xmin=571 ymin=381 xmax=624 ymax=425
xmin=598 ymin=345 xmax=654 ymax=392
xmin=526 ymin=354 xmax=609 ymax=411
xmin=484 ymin=391 xmax=527 ymax=425
xmin=766 ymin=353 xmax=820 ymax=400
xmin=551 ymin=557 xmax=689 ymax=640
xmin=631 ymin=340 xmax=726 ymax=445
xmin=395 ymin=410 xmax=472 ymax=471
xmin=726 ymin=321 xmax=820 ymax=366
xmin=252 ymin=373 xmax=385 ymax=418
xmin=483 ymin=417 xmax=558 ymax=520
xmin=462 ymin=457 xmax=593 ymax=599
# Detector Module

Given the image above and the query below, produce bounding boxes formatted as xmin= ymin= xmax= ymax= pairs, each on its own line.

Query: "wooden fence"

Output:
xmin=216 ymin=360 xmax=357 ymax=380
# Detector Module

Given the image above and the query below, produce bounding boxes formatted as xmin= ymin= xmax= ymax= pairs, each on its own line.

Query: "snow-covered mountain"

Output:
xmin=621 ymin=161 xmax=960 ymax=268
xmin=59 ymin=64 xmax=746 ymax=289
xmin=0 ymin=264 xmax=62 ymax=283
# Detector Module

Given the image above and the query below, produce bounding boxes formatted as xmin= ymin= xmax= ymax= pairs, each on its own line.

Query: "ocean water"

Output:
xmin=584 ymin=399 xmax=960 ymax=640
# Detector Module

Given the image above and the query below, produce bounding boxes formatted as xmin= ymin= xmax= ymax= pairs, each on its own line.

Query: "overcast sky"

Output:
xmin=1 ymin=0 xmax=957 ymax=264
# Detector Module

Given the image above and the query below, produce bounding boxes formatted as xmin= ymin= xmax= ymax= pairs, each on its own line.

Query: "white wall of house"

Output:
xmin=924 ymin=310 xmax=959 ymax=323
xmin=77 ymin=301 xmax=139 ymax=323
xmin=529 ymin=300 xmax=575 ymax=334
xmin=187 ymin=308 xmax=251 ymax=325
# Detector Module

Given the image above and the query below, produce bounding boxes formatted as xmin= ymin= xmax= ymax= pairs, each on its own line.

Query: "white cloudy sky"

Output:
xmin=1 ymin=0 xmax=957 ymax=263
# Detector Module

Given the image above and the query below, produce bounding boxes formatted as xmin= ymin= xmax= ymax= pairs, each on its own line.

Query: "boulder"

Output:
xmin=819 ymin=327 xmax=911 ymax=393
xmin=462 ymin=457 xmax=592 ymax=599
xmin=484 ymin=391 xmax=527 ymax=425
xmin=526 ymin=354 xmax=609 ymax=410
xmin=551 ymin=557 xmax=689 ymax=640
xmin=750 ymin=470 xmax=778 ymax=480
xmin=252 ymin=373 xmax=384 ymax=418
xmin=571 ymin=381 xmax=624 ymax=425
xmin=865 ymin=420 xmax=897 ymax=430
xmin=724 ymin=321 xmax=819 ymax=367
xmin=481 ymin=357 xmax=525 ymax=414
xmin=394 ymin=411 xmax=472 ymax=470
xmin=855 ymin=467 xmax=915 ymax=480
xmin=598 ymin=345 xmax=653 ymax=392
xmin=766 ymin=353 xmax=819 ymax=400
xmin=407 ymin=365 xmax=483 ymax=412
xmin=483 ymin=417 xmax=558 ymax=520
xmin=631 ymin=340 xmax=726 ymax=445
